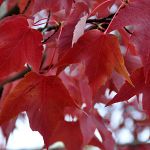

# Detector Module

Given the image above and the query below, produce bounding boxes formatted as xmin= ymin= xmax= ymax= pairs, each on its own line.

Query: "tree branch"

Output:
xmin=0 ymin=67 xmax=31 ymax=87
xmin=86 ymin=14 xmax=114 ymax=24
xmin=21 ymin=0 xmax=31 ymax=14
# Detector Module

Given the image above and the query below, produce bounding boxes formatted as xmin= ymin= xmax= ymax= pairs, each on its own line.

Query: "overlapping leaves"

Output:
xmin=0 ymin=0 xmax=149 ymax=149
xmin=0 ymin=15 xmax=43 ymax=77
xmin=58 ymin=29 xmax=131 ymax=93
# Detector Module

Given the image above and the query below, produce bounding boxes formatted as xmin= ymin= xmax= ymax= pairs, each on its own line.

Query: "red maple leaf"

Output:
xmin=1 ymin=0 xmax=149 ymax=149
xmin=107 ymin=0 xmax=150 ymax=82
xmin=58 ymin=2 xmax=88 ymax=58
xmin=106 ymin=67 xmax=150 ymax=116
xmin=33 ymin=0 xmax=73 ymax=15
xmin=57 ymin=30 xmax=131 ymax=93
xmin=0 ymin=15 xmax=43 ymax=77
xmin=0 ymin=72 xmax=76 ymax=147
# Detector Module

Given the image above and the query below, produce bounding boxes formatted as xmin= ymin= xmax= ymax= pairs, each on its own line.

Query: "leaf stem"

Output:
xmin=21 ymin=0 xmax=31 ymax=14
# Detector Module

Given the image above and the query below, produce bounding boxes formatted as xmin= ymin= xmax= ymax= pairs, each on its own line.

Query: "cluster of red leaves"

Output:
xmin=0 ymin=0 xmax=150 ymax=149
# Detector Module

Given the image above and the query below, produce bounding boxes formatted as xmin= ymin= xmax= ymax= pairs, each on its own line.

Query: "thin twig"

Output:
xmin=42 ymin=22 xmax=61 ymax=43
xmin=124 ymin=27 xmax=133 ymax=35
xmin=86 ymin=14 xmax=114 ymax=24
xmin=0 ymin=67 xmax=31 ymax=87
xmin=43 ymin=10 xmax=51 ymax=31
xmin=38 ymin=11 xmax=51 ymax=32
xmin=21 ymin=0 xmax=31 ymax=14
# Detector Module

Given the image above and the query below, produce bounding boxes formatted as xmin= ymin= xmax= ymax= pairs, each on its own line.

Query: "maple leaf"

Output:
xmin=89 ymin=0 xmax=116 ymax=17
xmin=59 ymin=63 xmax=92 ymax=109
xmin=33 ymin=0 xmax=73 ymax=15
xmin=118 ymin=29 xmax=137 ymax=55
xmin=18 ymin=0 xmax=34 ymax=15
xmin=48 ymin=121 xmax=83 ymax=150
xmin=79 ymin=114 xmax=96 ymax=145
xmin=1 ymin=118 xmax=16 ymax=142
xmin=1 ymin=0 xmax=150 ymax=148
xmin=48 ymin=120 xmax=104 ymax=150
xmin=0 ymin=72 xmax=75 ymax=146
xmin=72 ymin=14 xmax=88 ymax=46
xmin=106 ymin=67 xmax=150 ymax=116
xmin=89 ymin=136 xmax=104 ymax=150
xmin=60 ymin=105 xmax=115 ymax=150
xmin=0 ymin=81 xmax=18 ymax=142
xmin=124 ymin=54 xmax=142 ymax=74
xmin=93 ymin=111 xmax=115 ymax=150
xmin=58 ymin=2 xmax=88 ymax=58
xmin=107 ymin=0 xmax=150 ymax=82
xmin=0 ymin=15 xmax=43 ymax=77
xmin=78 ymin=110 xmax=115 ymax=150
xmin=57 ymin=30 xmax=131 ymax=93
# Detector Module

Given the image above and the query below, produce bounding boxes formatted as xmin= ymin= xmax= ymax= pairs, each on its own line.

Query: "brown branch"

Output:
xmin=86 ymin=14 xmax=114 ymax=24
xmin=0 ymin=67 xmax=31 ymax=98
xmin=21 ymin=0 xmax=31 ymax=14
xmin=38 ymin=11 xmax=51 ymax=32
xmin=46 ymin=23 xmax=60 ymax=32
xmin=86 ymin=14 xmax=114 ymax=32
xmin=42 ymin=10 xmax=51 ymax=31
xmin=0 ymin=67 xmax=31 ymax=87
xmin=42 ymin=22 xmax=61 ymax=43
xmin=124 ymin=27 xmax=133 ymax=35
